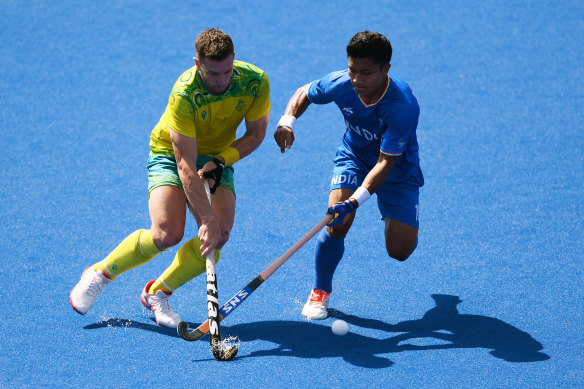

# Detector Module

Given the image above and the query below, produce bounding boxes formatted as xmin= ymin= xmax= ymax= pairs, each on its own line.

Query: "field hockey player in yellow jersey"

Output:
xmin=70 ymin=28 xmax=271 ymax=327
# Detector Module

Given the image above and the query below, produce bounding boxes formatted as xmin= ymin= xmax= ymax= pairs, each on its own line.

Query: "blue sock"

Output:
xmin=313 ymin=229 xmax=345 ymax=293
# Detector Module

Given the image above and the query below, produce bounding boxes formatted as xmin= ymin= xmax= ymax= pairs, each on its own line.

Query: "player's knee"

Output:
xmin=216 ymin=230 xmax=231 ymax=249
xmin=327 ymin=224 xmax=349 ymax=238
xmin=152 ymin=226 xmax=184 ymax=250
xmin=385 ymin=243 xmax=413 ymax=262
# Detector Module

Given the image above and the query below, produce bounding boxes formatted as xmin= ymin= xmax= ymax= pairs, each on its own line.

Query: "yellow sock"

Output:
xmin=149 ymin=236 xmax=220 ymax=293
xmin=93 ymin=229 xmax=162 ymax=279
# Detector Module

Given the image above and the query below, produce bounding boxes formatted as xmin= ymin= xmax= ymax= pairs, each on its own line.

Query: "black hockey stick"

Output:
xmin=202 ymin=181 xmax=237 ymax=361
xmin=177 ymin=214 xmax=332 ymax=341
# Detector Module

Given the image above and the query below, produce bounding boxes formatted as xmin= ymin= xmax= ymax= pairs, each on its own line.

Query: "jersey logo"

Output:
xmin=192 ymin=92 xmax=205 ymax=110
xmin=201 ymin=110 xmax=207 ymax=120
xmin=235 ymin=99 xmax=245 ymax=111
xmin=348 ymin=123 xmax=379 ymax=141
xmin=342 ymin=107 xmax=354 ymax=115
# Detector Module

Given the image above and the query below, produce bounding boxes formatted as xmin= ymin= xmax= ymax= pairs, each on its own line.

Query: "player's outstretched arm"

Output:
xmin=274 ymin=84 xmax=312 ymax=153
xmin=170 ymin=128 xmax=221 ymax=256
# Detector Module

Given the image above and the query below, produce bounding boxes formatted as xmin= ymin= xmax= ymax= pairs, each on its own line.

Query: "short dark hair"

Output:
xmin=194 ymin=28 xmax=235 ymax=61
xmin=346 ymin=31 xmax=392 ymax=66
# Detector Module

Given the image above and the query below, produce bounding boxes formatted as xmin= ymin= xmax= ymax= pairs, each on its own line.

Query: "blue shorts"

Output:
xmin=330 ymin=147 xmax=420 ymax=228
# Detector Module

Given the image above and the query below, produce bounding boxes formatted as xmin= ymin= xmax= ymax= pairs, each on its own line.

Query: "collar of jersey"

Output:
xmin=357 ymin=76 xmax=391 ymax=108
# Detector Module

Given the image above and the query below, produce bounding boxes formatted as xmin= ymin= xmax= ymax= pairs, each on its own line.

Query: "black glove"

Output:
xmin=202 ymin=158 xmax=225 ymax=194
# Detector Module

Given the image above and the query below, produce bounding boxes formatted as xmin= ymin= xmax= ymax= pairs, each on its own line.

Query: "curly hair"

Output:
xmin=346 ymin=31 xmax=392 ymax=66
xmin=194 ymin=28 xmax=235 ymax=61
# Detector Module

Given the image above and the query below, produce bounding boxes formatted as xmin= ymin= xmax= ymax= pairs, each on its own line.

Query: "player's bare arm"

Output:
xmin=170 ymin=128 xmax=221 ymax=255
xmin=232 ymin=112 xmax=270 ymax=159
xmin=274 ymin=84 xmax=311 ymax=153
xmin=358 ymin=153 xmax=397 ymax=197
xmin=199 ymin=112 xmax=269 ymax=182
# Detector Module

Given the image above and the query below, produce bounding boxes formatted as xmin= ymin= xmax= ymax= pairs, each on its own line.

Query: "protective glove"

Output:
xmin=327 ymin=199 xmax=357 ymax=226
xmin=202 ymin=158 xmax=225 ymax=194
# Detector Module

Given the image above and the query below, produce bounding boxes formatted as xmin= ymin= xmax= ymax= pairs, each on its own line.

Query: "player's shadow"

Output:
xmin=84 ymin=294 xmax=549 ymax=368
xmin=331 ymin=294 xmax=550 ymax=363
xmin=214 ymin=294 xmax=549 ymax=367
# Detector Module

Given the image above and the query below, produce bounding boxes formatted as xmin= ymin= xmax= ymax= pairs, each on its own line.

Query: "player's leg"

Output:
xmin=315 ymin=188 xmax=355 ymax=290
xmin=302 ymin=188 xmax=354 ymax=320
xmin=378 ymin=183 xmax=420 ymax=261
xmin=70 ymin=158 xmax=178 ymax=315
xmin=303 ymin=148 xmax=364 ymax=320
xmin=144 ymin=163 xmax=236 ymax=326
xmin=93 ymin=171 xmax=184 ymax=279
xmin=149 ymin=184 xmax=187 ymax=250
xmin=384 ymin=218 xmax=418 ymax=261
xmin=148 ymin=186 xmax=235 ymax=294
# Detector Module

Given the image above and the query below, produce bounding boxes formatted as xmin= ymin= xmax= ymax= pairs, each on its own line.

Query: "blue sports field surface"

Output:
xmin=1 ymin=1 xmax=582 ymax=387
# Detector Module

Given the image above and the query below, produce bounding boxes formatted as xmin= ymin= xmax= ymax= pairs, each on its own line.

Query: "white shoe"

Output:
xmin=302 ymin=289 xmax=330 ymax=320
xmin=70 ymin=267 xmax=112 ymax=315
xmin=141 ymin=280 xmax=181 ymax=328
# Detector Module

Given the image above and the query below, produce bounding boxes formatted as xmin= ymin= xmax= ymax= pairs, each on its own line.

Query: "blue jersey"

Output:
xmin=307 ymin=70 xmax=423 ymax=187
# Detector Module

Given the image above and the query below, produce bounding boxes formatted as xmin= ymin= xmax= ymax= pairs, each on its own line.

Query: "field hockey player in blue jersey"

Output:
xmin=274 ymin=31 xmax=424 ymax=320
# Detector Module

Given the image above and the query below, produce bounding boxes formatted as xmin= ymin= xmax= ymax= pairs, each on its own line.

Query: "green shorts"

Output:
xmin=147 ymin=154 xmax=235 ymax=197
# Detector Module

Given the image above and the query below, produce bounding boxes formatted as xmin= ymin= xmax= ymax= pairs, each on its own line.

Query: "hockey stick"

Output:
xmin=202 ymin=181 xmax=238 ymax=361
xmin=177 ymin=213 xmax=332 ymax=341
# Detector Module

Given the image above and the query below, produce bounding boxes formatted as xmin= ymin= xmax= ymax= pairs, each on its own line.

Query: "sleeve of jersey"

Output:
xmin=246 ymin=72 xmax=271 ymax=121
xmin=380 ymin=106 xmax=418 ymax=157
xmin=165 ymin=94 xmax=196 ymax=138
xmin=306 ymin=76 xmax=335 ymax=105
xmin=307 ymin=78 xmax=333 ymax=104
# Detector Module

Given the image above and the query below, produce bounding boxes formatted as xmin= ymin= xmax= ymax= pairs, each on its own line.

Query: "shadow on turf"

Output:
xmin=328 ymin=294 xmax=550 ymax=364
xmin=84 ymin=318 xmax=180 ymax=337
xmin=196 ymin=294 xmax=549 ymax=367
xmin=84 ymin=294 xmax=549 ymax=368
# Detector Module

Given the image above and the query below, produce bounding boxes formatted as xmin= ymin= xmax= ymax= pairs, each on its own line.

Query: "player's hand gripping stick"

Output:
xmin=327 ymin=199 xmax=358 ymax=226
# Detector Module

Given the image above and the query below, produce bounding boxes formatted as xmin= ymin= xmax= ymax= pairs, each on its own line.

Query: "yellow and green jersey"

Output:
xmin=149 ymin=60 xmax=271 ymax=157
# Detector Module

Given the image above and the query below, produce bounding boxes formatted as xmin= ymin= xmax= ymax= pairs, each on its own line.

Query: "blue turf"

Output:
xmin=1 ymin=0 xmax=583 ymax=387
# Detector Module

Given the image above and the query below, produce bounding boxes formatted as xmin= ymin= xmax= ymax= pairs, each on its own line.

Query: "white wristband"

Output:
xmin=350 ymin=186 xmax=371 ymax=207
xmin=277 ymin=114 xmax=297 ymax=131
